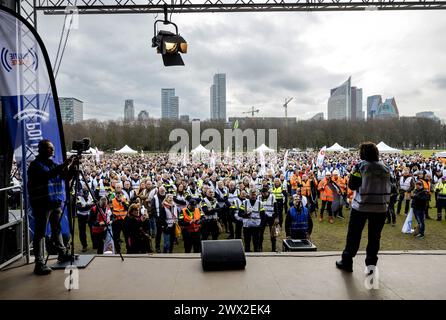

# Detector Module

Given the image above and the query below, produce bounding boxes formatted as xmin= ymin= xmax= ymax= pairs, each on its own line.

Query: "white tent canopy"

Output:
xmin=435 ymin=151 xmax=446 ymax=158
xmin=191 ymin=144 xmax=210 ymax=154
xmin=377 ymin=141 xmax=402 ymax=154
xmin=115 ymin=145 xmax=138 ymax=154
xmin=326 ymin=143 xmax=348 ymax=152
xmin=253 ymin=144 xmax=275 ymax=153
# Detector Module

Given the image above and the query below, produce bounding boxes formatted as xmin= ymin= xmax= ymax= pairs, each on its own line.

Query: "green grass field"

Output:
xmin=73 ymin=203 xmax=446 ymax=254
xmin=402 ymin=149 xmax=438 ymax=158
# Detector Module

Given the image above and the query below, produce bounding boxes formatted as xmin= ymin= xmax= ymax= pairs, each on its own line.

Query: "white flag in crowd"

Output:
xmin=282 ymin=149 xmax=289 ymax=173
xmin=210 ymin=149 xmax=216 ymax=170
xmin=182 ymin=146 xmax=188 ymax=166
xmin=402 ymin=209 xmax=415 ymax=234
xmin=317 ymin=146 xmax=327 ymax=167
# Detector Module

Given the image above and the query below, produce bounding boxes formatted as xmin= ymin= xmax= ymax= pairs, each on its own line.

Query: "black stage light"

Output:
xmin=152 ymin=16 xmax=187 ymax=66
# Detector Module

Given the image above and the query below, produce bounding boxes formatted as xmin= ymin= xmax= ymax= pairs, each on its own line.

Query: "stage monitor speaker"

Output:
xmin=282 ymin=239 xmax=317 ymax=252
xmin=201 ymin=239 xmax=246 ymax=271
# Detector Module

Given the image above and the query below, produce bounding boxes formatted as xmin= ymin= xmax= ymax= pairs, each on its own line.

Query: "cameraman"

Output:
xmin=27 ymin=139 xmax=77 ymax=275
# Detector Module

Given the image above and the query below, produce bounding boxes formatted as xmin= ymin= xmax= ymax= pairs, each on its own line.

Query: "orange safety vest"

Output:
xmin=182 ymin=208 xmax=202 ymax=233
xmin=318 ymin=178 xmax=333 ymax=202
xmin=301 ymin=180 xmax=312 ymax=197
xmin=112 ymin=197 xmax=127 ymax=220
xmin=332 ymin=176 xmax=346 ymax=193
xmin=422 ymin=180 xmax=431 ymax=195
xmin=290 ymin=174 xmax=300 ymax=190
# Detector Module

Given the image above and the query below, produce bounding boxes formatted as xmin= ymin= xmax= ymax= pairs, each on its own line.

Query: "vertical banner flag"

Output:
xmin=225 ymin=146 xmax=231 ymax=164
xmin=210 ymin=148 xmax=216 ymax=170
xmin=282 ymin=149 xmax=289 ymax=173
xmin=96 ymin=147 xmax=100 ymax=163
xmin=259 ymin=150 xmax=266 ymax=176
xmin=182 ymin=146 xmax=187 ymax=166
xmin=317 ymin=146 xmax=326 ymax=168
xmin=0 ymin=6 xmax=70 ymax=240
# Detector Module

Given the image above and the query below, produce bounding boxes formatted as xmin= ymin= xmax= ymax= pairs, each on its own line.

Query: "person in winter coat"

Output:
xmin=159 ymin=194 xmax=179 ymax=253
xmin=285 ymin=194 xmax=313 ymax=240
xmin=411 ymin=181 xmax=430 ymax=238
xmin=123 ymin=204 xmax=144 ymax=253
xmin=336 ymin=142 xmax=391 ymax=273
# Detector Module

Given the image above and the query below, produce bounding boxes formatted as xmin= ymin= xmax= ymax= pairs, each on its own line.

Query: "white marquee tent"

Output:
xmin=253 ymin=144 xmax=275 ymax=153
xmin=376 ymin=141 xmax=402 ymax=154
xmin=435 ymin=151 xmax=446 ymax=158
xmin=115 ymin=145 xmax=138 ymax=154
xmin=325 ymin=143 xmax=348 ymax=152
xmin=191 ymin=144 xmax=210 ymax=154
xmin=67 ymin=146 xmax=104 ymax=156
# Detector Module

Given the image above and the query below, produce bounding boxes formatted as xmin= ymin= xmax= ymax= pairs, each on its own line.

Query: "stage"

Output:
xmin=1 ymin=251 xmax=445 ymax=300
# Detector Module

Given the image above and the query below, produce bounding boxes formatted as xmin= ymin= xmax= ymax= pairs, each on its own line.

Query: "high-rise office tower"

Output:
xmin=367 ymin=95 xmax=382 ymax=120
xmin=124 ymin=99 xmax=135 ymax=122
xmin=327 ymin=77 xmax=351 ymax=120
xmin=59 ymin=97 xmax=83 ymax=124
xmin=161 ymin=88 xmax=179 ymax=119
xmin=327 ymin=77 xmax=363 ymax=121
xmin=210 ymin=73 xmax=226 ymax=121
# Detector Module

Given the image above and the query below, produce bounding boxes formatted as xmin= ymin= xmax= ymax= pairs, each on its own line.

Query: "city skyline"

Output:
xmin=39 ymin=11 xmax=446 ymax=121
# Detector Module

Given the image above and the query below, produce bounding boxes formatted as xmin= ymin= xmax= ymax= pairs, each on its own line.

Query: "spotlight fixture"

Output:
xmin=152 ymin=6 xmax=187 ymax=66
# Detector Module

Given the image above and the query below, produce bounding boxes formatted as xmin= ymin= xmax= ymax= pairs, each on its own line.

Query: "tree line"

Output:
xmin=62 ymin=117 xmax=446 ymax=152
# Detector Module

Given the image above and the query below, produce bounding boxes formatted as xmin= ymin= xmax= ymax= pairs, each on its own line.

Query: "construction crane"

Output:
xmin=283 ymin=97 xmax=294 ymax=119
xmin=242 ymin=106 xmax=260 ymax=117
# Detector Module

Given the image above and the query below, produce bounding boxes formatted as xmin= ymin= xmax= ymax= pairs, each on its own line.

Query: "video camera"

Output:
xmin=72 ymin=138 xmax=91 ymax=155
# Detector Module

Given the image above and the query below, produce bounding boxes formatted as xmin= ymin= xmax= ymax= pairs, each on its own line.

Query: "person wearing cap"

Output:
xmin=397 ymin=168 xmax=415 ymax=215
xmin=178 ymin=199 xmax=204 ymax=253
xmin=318 ymin=171 xmax=334 ymax=224
xmin=285 ymin=194 xmax=313 ymax=240
xmin=434 ymin=175 xmax=446 ymax=221
xmin=411 ymin=180 xmax=429 ymax=238
xmin=238 ymin=189 xmax=266 ymax=252
xmin=258 ymin=188 xmax=278 ymax=252
xmin=336 ymin=142 xmax=391 ymax=273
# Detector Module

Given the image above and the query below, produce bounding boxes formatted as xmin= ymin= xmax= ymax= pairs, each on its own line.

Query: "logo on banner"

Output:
xmin=13 ymin=109 xmax=49 ymax=122
xmin=1 ymin=47 xmax=39 ymax=72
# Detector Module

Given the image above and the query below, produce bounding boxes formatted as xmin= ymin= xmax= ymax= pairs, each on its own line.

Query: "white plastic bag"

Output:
xmin=402 ymin=208 xmax=415 ymax=234
xmin=103 ymin=229 xmax=116 ymax=254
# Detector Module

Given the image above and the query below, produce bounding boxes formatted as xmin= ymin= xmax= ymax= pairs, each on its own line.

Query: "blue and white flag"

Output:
xmin=0 ymin=6 xmax=70 ymax=239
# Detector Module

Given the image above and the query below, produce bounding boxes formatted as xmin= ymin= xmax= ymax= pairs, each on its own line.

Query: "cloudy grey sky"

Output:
xmin=36 ymin=10 xmax=446 ymax=121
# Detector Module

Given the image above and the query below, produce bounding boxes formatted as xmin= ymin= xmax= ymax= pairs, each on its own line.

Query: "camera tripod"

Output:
xmin=46 ymin=154 xmax=124 ymax=279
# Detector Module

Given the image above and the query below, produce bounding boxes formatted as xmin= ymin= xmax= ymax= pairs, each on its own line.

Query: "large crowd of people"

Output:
xmin=10 ymin=148 xmax=446 ymax=255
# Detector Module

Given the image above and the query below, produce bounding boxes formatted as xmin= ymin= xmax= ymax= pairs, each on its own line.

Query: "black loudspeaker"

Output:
xmin=201 ymin=240 xmax=246 ymax=271
xmin=282 ymin=239 xmax=317 ymax=252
